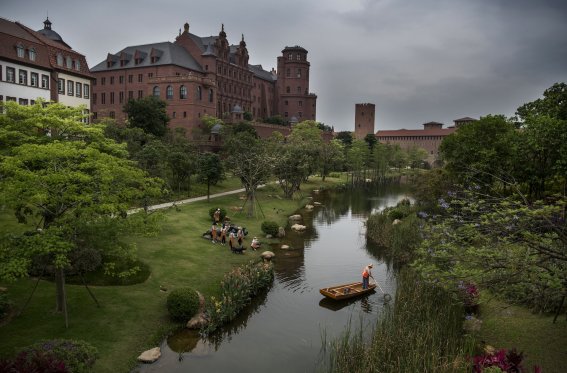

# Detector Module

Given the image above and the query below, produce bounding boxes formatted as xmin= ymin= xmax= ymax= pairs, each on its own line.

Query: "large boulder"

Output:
xmin=288 ymin=214 xmax=302 ymax=221
xmin=305 ymin=204 xmax=314 ymax=210
xmin=291 ymin=224 xmax=306 ymax=232
xmin=138 ymin=347 xmax=161 ymax=363
xmin=281 ymin=244 xmax=290 ymax=250
xmin=392 ymin=219 xmax=402 ymax=225
xmin=186 ymin=291 xmax=206 ymax=329
xmin=261 ymin=251 xmax=275 ymax=261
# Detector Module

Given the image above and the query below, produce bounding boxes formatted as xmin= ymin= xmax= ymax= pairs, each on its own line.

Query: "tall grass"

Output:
xmin=323 ymin=269 xmax=475 ymax=373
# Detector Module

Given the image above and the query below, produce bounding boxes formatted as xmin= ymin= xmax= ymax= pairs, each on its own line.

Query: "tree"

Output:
xmin=0 ymin=101 xmax=163 ymax=324
xmin=224 ymin=132 xmax=275 ymax=216
xmin=319 ymin=139 xmax=344 ymax=181
xmin=364 ymin=133 xmax=377 ymax=151
xmin=335 ymin=131 xmax=354 ymax=148
xmin=407 ymin=145 xmax=429 ymax=169
xmin=273 ymin=142 xmax=311 ymax=198
xmin=288 ymin=120 xmax=322 ymax=178
xmin=123 ymin=96 xmax=169 ymax=137
xmin=196 ymin=152 xmax=225 ymax=202
xmin=414 ymin=184 xmax=567 ymax=314
xmin=516 ymin=82 xmax=567 ymax=121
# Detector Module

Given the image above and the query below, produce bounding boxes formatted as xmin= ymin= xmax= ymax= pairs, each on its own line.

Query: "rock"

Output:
xmin=0 ymin=287 xmax=7 ymax=292
xmin=288 ymin=214 xmax=302 ymax=221
xmin=313 ymin=202 xmax=322 ymax=206
xmin=313 ymin=189 xmax=320 ymax=194
xmin=261 ymin=251 xmax=275 ymax=261
xmin=291 ymin=224 xmax=306 ymax=231
xmin=277 ymin=227 xmax=286 ymax=238
xmin=186 ymin=291 xmax=207 ymax=329
xmin=138 ymin=347 xmax=161 ymax=363
xmin=305 ymin=204 xmax=314 ymax=210
xmin=392 ymin=219 xmax=401 ymax=225
xmin=265 ymin=234 xmax=273 ymax=239
xmin=281 ymin=244 xmax=290 ymax=250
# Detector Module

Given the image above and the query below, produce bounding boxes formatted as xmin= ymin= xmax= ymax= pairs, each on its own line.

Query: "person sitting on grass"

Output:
xmin=250 ymin=237 xmax=261 ymax=251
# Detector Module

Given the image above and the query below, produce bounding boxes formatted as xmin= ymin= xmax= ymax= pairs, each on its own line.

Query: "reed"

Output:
xmin=324 ymin=269 xmax=475 ymax=373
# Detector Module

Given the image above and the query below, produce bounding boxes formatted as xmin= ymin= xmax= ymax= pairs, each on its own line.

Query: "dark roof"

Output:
xmin=376 ymin=128 xmax=456 ymax=137
xmin=91 ymin=41 xmax=203 ymax=72
xmin=454 ymin=117 xmax=477 ymax=121
xmin=249 ymin=64 xmax=275 ymax=82
xmin=282 ymin=45 xmax=308 ymax=53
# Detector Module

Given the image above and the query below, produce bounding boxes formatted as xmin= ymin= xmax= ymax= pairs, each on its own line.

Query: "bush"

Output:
xmin=167 ymin=287 xmax=200 ymax=322
xmin=17 ymin=339 xmax=98 ymax=373
xmin=261 ymin=221 xmax=279 ymax=236
xmin=0 ymin=292 xmax=11 ymax=319
xmin=0 ymin=351 xmax=69 ymax=372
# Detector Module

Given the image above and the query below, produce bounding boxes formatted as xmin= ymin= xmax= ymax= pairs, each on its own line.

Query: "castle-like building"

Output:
xmin=0 ymin=17 xmax=92 ymax=113
xmin=90 ymin=22 xmax=317 ymax=136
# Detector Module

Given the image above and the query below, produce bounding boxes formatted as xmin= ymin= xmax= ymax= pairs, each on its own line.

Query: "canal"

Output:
xmin=138 ymin=185 xmax=410 ymax=372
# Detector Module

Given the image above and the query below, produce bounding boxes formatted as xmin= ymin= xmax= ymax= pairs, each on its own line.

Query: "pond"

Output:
xmin=138 ymin=185 xmax=410 ymax=373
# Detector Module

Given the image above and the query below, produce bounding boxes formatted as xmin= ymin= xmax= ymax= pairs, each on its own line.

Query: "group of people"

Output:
xmin=210 ymin=208 xmax=260 ymax=253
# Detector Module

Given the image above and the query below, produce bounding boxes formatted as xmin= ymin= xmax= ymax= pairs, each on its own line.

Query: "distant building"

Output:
xmin=375 ymin=118 xmax=477 ymax=165
xmin=354 ymin=103 xmax=375 ymax=140
xmin=0 ymin=17 xmax=92 ymax=113
xmin=90 ymin=22 xmax=317 ymax=137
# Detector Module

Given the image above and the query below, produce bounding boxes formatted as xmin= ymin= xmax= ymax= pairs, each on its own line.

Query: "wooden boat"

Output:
xmin=319 ymin=281 xmax=376 ymax=300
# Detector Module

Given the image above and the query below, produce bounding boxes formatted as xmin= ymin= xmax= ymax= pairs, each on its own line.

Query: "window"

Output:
xmin=6 ymin=96 xmax=16 ymax=102
xmin=119 ymin=75 xmax=124 ymax=84
xmin=138 ymin=90 xmax=143 ymax=98
xmin=205 ymin=64 xmax=208 ymax=71
xmin=296 ymin=54 xmax=301 ymax=61
xmin=58 ymin=78 xmax=65 ymax=94
xmin=166 ymin=85 xmax=173 ymax=99
xmin=76 ymin=82 xmax=82 ymax=97
xmin=31 ymin=72 xmax=39 ymax=87
xmin=288 ymin=53 xmax=292 ymax=60
xmin=92 ymin=93 xmax=97 ymax=104
xmin=66 ymin=56 xmax=72 ymax=68
xmin=172 ymin=112 xmax=176 ymax=118
xmin=29 ymin=48 xmax=36 ymax=61
xmin=110 ymin=76 xmax=114 ymax=84
xmin=19 ymin=98 xmax=29 ymax=105
xmin=183 ymin=111 xmax=187 ymax=118
xmin=75 ymin=60 xmax=80 ymax=71
xmin=84 ymin=84 xmax=90 ymax=99
xmin=297 ymin=68 xmax=301 ymax=78
xmin=110 ymin=92 xmax=114 ymax=104
xmin=67 ymin=80 xmax=74 ymax=96
xmin=209 ymin=88 xmax=213 ymax=103
xmin=19 ymin=69 xmax=27 ymax=85
xmin=297 ymin=86 xmax=301 ymax=93
xmin=285 ymin=100 xmax=288 ymax=106
xmin=119 ymin=91 xmax=124 ymax=104
xmin=298 ymin=100 xmax=302 ymax=107
xmin=153 ymin=86 xmax=160 ymax=97
xmin=196 ymin=86 xmax=202 ymax=100
xmin=128 ymin=75 xmax=133 ymax=83
xmin=180 ymin=85 xmax=187 ymax=99
xmin=148 ymin=72 xmax=153 ymax=78
xmin=6 ymin=67 xmax=15 ymax=83
xmin=286 ymin=68 xmax=290 ymax=77
xmin=299 ymin=111 xmax=303 ymax=117
xmin=101 ymin=93 xmax=105 ymax=104
xmin=109 ymin=111 xmax=115 ymax=119
xmin=128 ymin=91 xmax=133 ymax=100
xmin=286 ymin=86 xmax=290 ymax=93
xmin=101 ymin=77 xmax=105 ymax=85
xmin=56 ymin=53 xmax=63 ymax=66
xmin=16 ymin=43 xmax=24 ymax=58
xmin=41 ymin=74 xmax=49 ymax=89
xmin=138 ymin=74 xmax=143 ymax=83
xmin=284 ymin=112 xmax=288 ymax=117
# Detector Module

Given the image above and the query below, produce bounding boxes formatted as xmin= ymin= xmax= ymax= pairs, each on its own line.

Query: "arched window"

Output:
xmin=196 ymin=86 xmax=202 ymax=101
xmin=209 ymin=88 xmax=213 ymax=103
xmin=180 ymin=85 xmax=187 ymax=99
xmin=16 ymin=43 xmax=24 ymax=58
xmin=66 ymin=56 xmax=72 ymax=68
xmin=75 ymin=60 xmax=80 ymax=71
xmin=153 ymin=86 xmax=160 ymax=97
xmin=56 ymin=53 xmax=63 ymax=66
xmin=29 ymin=48 xmax=36 ymax=61
xmin=166 ymin=85 xmax=173 ymax=99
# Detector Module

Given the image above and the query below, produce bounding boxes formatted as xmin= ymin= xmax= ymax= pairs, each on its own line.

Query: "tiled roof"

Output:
xmin=454 ymin=117 xmax=477 ymax=121
xmin=376 ymin=128 xmax=456 ymax=137
xmin=249 ymin=64 xmax=275 ymax=82
xmin=90 ymin=42 xmax=203 ymax=72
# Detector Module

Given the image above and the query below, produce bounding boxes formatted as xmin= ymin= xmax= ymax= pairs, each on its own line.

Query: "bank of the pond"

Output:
xmin=0 ymin=175 xmax=347 ymax=373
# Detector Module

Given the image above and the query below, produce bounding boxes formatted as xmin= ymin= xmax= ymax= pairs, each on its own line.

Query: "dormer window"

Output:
xmin=75 ymin=60 xmax=80 ymax=71
xmin=56 ymin=53 xmax=63 ymax=66
xmin=151 ymin=56 xmax=159 ymax=63
xmin=16 ymin=43 xmax=24 ymax=58
xmin=107 ymin=61 xmax=113 ymax=68
xmin=29 ymin=48 xmax=36 ymax=61
xmin=66 ymin=56 xmax=72 ymax=68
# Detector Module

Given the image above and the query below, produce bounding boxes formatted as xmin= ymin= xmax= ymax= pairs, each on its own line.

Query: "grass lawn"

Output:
xmin=0 ymin=175 xmax=346 ymax=372
xmin=478 ymin=295 xmax=567 ymax=373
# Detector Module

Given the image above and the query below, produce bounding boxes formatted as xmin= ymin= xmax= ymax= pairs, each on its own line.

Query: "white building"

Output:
xmin=0 ymin=17 xmax=92 ymax=113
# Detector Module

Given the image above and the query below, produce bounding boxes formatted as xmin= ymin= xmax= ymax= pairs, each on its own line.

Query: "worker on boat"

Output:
xmin=362 ymin=263 xmax=374 ymax=289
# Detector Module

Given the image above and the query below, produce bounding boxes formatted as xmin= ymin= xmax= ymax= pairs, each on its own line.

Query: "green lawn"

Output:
xmin=0 ymin=175 xmax=346 ymax=372
xmin=478 ymin=295 xmax=567 ymax=373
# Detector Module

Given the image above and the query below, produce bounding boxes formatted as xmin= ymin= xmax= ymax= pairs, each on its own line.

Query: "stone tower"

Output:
xmin=354 ymin=103 xmax=375 ymax=139
xmin=276 ymin=46 xmax=317 ymax=123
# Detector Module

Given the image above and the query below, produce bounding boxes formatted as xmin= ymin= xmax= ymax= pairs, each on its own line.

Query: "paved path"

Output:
xmin=128 ymin=188 xmax=247 ymax=215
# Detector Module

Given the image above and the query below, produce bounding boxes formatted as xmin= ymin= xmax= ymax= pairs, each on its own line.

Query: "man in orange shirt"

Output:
xmin=362 ymin=263 xmax=374 ymax=289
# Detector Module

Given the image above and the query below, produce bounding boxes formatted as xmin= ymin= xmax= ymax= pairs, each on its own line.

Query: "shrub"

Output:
xmin=261 ymin=221 xmax=279 ymax=236
xmin=0 ymin=351 xmax=69 ymax=372
xmin=167 ymin=287 xmax=200 ymax=322
xmin=17 ymin=339 xmax=98 ymax=373
xmin=208 ymin=207 xmax=227 ymax=222
xmin=388 ymin=208 xmax=406 ymax=220
xmin=0 ymin=292 xmax=11 ymax=319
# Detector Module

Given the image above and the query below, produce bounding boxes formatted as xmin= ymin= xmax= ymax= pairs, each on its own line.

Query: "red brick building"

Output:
xmin=354 ymin=103 xmax=375 ymax=139
xmin=90 ymin=22 xmax=317 ymax=137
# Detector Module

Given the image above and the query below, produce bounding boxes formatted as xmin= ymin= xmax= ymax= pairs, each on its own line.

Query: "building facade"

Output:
xmin=0 ymin=17 xmax=92 ymax=112
xmin=354 ymin=103 xmax=375 ymax=139
xmin=91 ymin=22 xmax=317 ymax=136
xmin=375 ymin=118 xmax=476 ymax=165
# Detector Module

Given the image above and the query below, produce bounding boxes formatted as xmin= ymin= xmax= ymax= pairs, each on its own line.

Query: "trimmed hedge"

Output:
xmin=167 ymin=287 xmax=200 ymax=322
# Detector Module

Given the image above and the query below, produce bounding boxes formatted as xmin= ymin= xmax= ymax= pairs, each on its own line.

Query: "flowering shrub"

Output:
xmin=201 ymin=260 xmax=273 ymax=335
xmin=12 ymin=339 xmax=98 ymax=373
xmin=472 ymin=348 xmax=534 ymax=373
xmin=458 ymin=282 xmax=480 ymax=312
xmin=0 ymin=350 xmax=69 ymax=372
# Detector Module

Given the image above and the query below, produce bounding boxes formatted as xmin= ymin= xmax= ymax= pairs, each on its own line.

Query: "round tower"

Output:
xmin=354 ymin=103 xmax=375 ymax=139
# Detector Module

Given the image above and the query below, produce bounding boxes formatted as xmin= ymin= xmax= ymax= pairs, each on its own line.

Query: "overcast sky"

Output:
xmin=2 ymin=0 xmax=566 ymax=131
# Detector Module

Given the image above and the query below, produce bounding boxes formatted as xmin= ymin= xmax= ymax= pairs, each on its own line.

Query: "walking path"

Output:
xmin=128 ymin=188 xmax=247 ymax=215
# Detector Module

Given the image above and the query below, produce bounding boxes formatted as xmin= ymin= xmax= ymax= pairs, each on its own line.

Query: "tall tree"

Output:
xmin=319 ymin=139 xmax=344 ymax=181
xmin=0 ymin=101 xmax=163 ymax=324
xmin=196 ymin=152 xmax=225 ymax=202
xmin=123 ymin=96 xmax=169 ymax=137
